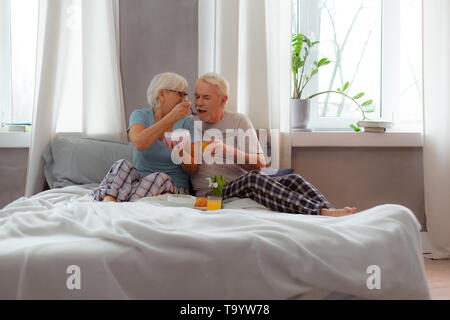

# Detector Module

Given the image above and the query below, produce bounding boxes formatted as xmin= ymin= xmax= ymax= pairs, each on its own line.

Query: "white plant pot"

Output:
xmin=291 ymin=99 xmax=311 ymax=131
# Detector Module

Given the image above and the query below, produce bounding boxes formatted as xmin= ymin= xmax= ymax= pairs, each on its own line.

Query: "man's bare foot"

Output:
xmin=103 ymin=195 xmax=117 ymax=202
xmin=320 ymin=207 xmax=357 ymax=217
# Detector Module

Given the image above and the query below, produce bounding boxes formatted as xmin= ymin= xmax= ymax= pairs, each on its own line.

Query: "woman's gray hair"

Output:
xmin=147 ymin=72 xmax=188 ymax=107
xmin=198 ymin=72 xmax=229 ymax=97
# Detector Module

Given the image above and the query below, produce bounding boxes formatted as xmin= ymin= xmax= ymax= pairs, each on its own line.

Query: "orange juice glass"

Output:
xmin=201 ymin=141 xmax=211 ymax=152
xmin=207 ymin=196 xmax=222 ymax=211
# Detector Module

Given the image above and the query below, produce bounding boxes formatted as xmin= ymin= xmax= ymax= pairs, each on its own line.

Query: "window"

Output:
xmin=293 ymin=0 xmax=423 ymax=131
xmin=0 ymin=0 xmax=82 ymax=133
xmin=0 ymin=0 xmax=13 ymax=125
xmin=0 ymin=0 xmax=38 ymax=126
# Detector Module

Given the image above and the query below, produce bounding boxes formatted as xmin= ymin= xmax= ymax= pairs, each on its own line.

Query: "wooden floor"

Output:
xmin=424 ymin=256 xmax=450 ymax=300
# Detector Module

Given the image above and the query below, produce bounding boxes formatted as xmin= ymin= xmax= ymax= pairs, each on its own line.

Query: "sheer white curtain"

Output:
xmin=198 ymin=0 xmax=292 ymax=168
xmin=265 ymin=0 xmax=292 ymax=169
xmin=25 ymin=0 xmax=126 ymax=197
xmin=82 ymin=0 xmax=126 ymax=141
xmin=422 ymin=1 xmax=450 ymax=259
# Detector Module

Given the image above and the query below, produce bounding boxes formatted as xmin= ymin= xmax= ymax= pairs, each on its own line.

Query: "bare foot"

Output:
xmin=320 ymin=207 xmax=357 ymax=217
xmin=103 ymin=195 xmax=117 ymax=202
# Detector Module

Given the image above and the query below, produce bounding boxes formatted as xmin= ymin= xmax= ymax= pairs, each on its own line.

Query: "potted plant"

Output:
xmin=291 ymin=33 xmax=375 ymax=132
xmin=206 ymin=176 xmax=226 ymax=211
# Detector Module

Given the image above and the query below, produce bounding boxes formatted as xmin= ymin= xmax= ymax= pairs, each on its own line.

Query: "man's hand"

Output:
xmin=203 ymin=139 xmax=233 ymax=160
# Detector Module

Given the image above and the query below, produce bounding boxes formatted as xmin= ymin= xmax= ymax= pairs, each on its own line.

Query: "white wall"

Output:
xmin=292 ymin=147 xmax=426 ymax=229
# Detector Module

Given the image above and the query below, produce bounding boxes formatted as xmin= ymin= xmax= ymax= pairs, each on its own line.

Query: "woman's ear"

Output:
xmin=158 ymin=90 xmax=165 ymax=105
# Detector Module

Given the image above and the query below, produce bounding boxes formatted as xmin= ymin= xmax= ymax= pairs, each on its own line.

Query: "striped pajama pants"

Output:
xmin=92 ymin=159 xmax=188 ymax=202
xmin=222 ymin=171 xmax=334 ymax=215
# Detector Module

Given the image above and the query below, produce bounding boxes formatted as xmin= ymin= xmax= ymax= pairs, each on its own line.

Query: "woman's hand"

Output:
xmin=167 ymin=101 xmax=192 ymax=124
xmin=163 ymin=134 xmax=183 ymax=151
xmin=168 ymin=141 xmax=199 ymax=175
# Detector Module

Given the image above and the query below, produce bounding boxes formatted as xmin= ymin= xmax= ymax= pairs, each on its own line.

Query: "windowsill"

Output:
xmin=291 ymin=130 xmax=423 ymax=147
xmin=0 ymin=130 xmax=423 ymax=148
xmin=0 ymin=130 xmax=31 ymax=148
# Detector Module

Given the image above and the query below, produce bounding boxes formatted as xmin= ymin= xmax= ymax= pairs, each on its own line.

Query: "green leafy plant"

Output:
xmin=207 ymin=176 xmax=226 ymax=197
xmin=292 ymin=33 xmax=329 ymax=100
xmin=292 ymin=33 xmax=375 ymax=131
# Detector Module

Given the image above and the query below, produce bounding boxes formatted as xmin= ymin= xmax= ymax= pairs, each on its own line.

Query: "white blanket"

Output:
xmin=0 ymin=185 xmax=430 ymax=300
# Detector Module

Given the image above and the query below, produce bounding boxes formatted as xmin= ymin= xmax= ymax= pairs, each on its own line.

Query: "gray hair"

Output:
xmin=197 ymin=72 xmax=229 ymax=97
xmin=147 ymin=72 xmax=188 ymax=107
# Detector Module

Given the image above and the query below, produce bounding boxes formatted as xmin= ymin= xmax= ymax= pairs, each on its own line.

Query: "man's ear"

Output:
xmin=221 ymin=95 xmax=228 ymax=107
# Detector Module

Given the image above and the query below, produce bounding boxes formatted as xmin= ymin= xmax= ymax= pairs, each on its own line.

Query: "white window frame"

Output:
xmin=0 ymin=1 xmax=30 ymax=148
xmin=298 ymin=0 xmax=416 ymax=131
xmin=1 ymin=0 xmax=38 ymax=127
xmin=0 ymin=0 xmax=12 ymax=125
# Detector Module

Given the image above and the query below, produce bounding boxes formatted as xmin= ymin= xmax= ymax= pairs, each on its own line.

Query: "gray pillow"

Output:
xmin=43 ymin=137 xmax=133 ymax=188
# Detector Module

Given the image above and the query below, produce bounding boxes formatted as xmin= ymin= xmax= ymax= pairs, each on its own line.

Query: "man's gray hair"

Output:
xmin=198 ymin=72 xmax=229 ymax=97
xmin=147 ymin=72 xmax=188 ymax=107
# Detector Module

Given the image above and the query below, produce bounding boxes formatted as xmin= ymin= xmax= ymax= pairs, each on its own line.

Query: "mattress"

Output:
xmin=0 ymin=185 xmax=430 ymax=299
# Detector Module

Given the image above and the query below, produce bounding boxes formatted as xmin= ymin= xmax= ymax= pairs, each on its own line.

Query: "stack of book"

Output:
xmin=357 ymin=121 xmax=392 ymax=133
xmin=2 ymin=123 xmax=32 ymax=132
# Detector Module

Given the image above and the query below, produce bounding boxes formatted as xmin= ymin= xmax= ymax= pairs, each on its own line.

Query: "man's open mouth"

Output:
xmin=197 ymin=108 xmax=207 ymax=115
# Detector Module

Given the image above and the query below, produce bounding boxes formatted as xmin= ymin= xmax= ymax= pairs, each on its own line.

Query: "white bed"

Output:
xmin=0 ymin=184 xmax=430 ymax=300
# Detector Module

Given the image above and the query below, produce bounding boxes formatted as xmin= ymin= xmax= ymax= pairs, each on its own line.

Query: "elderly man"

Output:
xmin=190 ymin=72 xmax=357 ymax=217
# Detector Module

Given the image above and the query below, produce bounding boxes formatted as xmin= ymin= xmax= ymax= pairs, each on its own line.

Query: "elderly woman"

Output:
xmin=92 ymin=72 xmax=199 ymax=202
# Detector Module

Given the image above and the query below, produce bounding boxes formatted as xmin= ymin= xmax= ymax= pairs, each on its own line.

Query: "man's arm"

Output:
xmin=234 ymin=115 xmax=267 ymax=171
xmin=208 ymin=140 xmax=266 ymax=171
xmin=234 ymin=148 xmax=266 ymax=171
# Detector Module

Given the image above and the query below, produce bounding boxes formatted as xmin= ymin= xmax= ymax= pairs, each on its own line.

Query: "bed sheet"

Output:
xmin=0 ymin=185 xmax=430 ymax=300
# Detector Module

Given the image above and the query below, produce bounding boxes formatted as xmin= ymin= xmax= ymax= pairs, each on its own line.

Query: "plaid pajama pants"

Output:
xmin=92 ymin=159 xmax=188 ymax=202
xmin=222 ymin=171 xmax=334 ymax=215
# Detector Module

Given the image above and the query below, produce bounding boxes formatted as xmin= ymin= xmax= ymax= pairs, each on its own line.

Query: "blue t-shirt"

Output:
xmin=127 ymin=107 xmax=200 ymax=189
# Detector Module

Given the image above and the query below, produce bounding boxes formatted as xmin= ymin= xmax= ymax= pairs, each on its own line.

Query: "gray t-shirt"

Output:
xmin=191 ymin=111 xmax=263 ymax=197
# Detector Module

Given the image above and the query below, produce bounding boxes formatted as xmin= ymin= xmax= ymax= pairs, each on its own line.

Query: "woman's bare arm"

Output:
xmin=129 ymin=102 xmax=191 ymax=151
xmin=128 ymin=118 xmax=174 ymax=151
